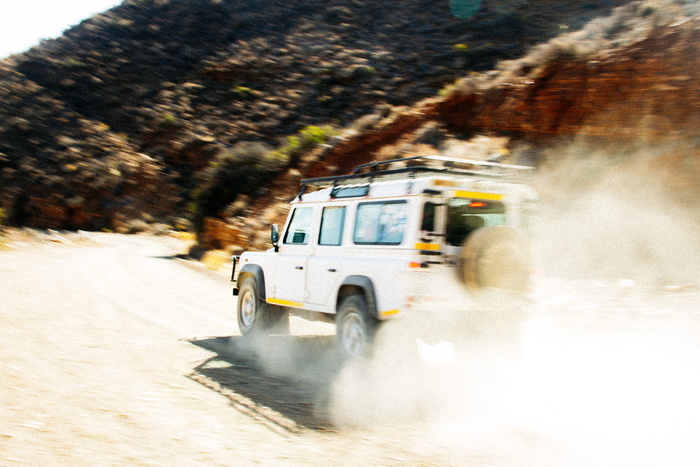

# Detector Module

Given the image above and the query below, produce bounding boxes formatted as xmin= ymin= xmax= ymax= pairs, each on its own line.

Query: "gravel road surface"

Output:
xmin=2 ymin=231 xmax=700 ymax=466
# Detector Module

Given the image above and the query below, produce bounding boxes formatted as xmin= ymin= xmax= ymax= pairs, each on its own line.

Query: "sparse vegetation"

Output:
xmin=160 ymin=113 xmax=178 ymax=127
xmin=193 ymin=142 xmax=283 ymax=232
xmin=272 ymin=125 xmax=338 ymax=168
xmin=233 ymin=86 xmax=254 ymax=98
xmin=191 ymin=125 xmax=337 ymax=235
xmin=60 ymin=58 xmax=88 ymax=70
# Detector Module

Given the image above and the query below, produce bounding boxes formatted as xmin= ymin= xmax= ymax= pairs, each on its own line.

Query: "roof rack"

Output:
xmin=300 ymin=155 xmax=534 ymax=189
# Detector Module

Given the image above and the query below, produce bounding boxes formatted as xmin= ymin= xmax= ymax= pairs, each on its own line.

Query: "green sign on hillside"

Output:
xmin=450 ymin=0 xmax=481 ymax=19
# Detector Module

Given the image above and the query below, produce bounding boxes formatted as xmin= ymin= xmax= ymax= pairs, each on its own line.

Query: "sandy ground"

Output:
xmin=0 ymin=232 xmax=487 ymax=466
xmin=2 ymin=230 xmax=700 ymax=466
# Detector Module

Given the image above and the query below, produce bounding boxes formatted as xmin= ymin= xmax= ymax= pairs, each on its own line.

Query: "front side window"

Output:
xmin=446 ymin=198 xmax=506 ymax=246
xmin=319 ymin=206 xmax=346 ymax=246
xmin=354 ymin=201 xmax=407 ymax=245
xmin=284 ymin=207 xmax=313 ymax=245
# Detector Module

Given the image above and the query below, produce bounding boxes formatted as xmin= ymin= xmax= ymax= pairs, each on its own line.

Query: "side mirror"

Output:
xmin=271 ymin=224 xmax=279 ymax=252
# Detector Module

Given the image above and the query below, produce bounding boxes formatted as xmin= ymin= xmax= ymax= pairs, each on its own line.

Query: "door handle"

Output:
xmin=295 ymin=266 xmax=304 ymax=270
xmin=328 ymin=268 xmax=337 ymax=272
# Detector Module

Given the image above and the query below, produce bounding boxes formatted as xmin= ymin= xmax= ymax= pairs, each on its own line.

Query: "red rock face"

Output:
xmin=309 ymin=26 xmax=697 ymax=182
xmin=428 ymin=21 xmax=700 ymax=140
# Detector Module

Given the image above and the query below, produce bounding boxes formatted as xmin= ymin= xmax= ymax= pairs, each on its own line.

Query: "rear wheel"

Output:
xmin=237 ymin=277 xmax=289 ymax=336
xmin=336 ymin=295 xmax=376 ymax=359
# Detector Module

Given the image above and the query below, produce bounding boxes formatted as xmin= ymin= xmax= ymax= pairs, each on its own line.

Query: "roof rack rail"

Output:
xmin=301 ymin=155 xmax=534 ymax=189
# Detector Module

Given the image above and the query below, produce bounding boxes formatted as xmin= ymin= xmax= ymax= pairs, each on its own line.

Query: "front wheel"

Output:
xmin=237 ymin=277 xmax=289 ymax=336
xmin=336 ymin=295 xmax=377 ymax=359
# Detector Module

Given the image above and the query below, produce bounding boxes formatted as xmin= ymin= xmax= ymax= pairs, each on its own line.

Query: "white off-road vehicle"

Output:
xmin=232 ymin=155 xmax=537 ymax=358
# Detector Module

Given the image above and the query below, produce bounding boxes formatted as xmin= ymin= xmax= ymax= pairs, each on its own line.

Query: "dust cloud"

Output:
xmin=533 ymin=143 xmax=700 ymax=285
xmin=233 ymin=321 xmax=339 ymax=384
xmin=328 ymin=143 xmax=700 ymax=466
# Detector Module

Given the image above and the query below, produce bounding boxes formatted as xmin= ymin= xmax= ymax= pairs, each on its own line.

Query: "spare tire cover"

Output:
xmin=458 ymin=225 xmax=531 ymax=292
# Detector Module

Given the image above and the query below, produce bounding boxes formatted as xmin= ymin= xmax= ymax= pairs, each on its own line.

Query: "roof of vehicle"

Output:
xmin=296 ymin=155 xmax=538 ymax=204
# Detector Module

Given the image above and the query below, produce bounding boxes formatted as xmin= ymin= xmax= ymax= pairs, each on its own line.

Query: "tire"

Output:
xmin=458 ymin=225 xmax=531 ymax=293
xmin=237 ymin=277 xmax=289 ymax=336
xmin=336 ymin=295 xmax=376 ymax=359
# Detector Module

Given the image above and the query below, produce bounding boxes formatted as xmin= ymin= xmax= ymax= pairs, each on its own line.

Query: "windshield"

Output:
xmin=445 ymin=198 xmax=506 ymax=246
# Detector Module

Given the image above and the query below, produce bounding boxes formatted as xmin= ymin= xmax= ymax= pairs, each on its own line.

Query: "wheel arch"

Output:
xmin=236 ymin=264 xmax=266 ymax=301
xmin=336 ymin=275 xmax=378 ymax=318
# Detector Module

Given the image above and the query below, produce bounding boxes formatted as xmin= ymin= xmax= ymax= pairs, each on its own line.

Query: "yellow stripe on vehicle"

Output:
xmin=455 ymin=190 xmax=503 ymax=201
xmin=415 ymin=242 xmax=440 ymax=251
xmin=380 ymin=309 xmax=400 ymax=318
xmin=267 ymin=298 xmax=304 ymax=308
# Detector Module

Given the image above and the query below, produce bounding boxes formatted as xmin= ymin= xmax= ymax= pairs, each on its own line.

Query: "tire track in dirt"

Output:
xmin=74 ymin=233 xmax=235 ymax=337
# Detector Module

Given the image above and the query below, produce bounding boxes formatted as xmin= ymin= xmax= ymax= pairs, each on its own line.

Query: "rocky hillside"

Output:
xmin=2 ymin=0 xmax=700 ymax=254
xmin=315 ymin=0 xmax=700 ymax=175
xmin=0 ymin=0 xmax=633 ymax=232
xmin=200 ymin=0 xmax=700 ymax=250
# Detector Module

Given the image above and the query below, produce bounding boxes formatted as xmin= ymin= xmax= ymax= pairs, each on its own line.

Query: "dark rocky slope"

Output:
xmin=0 ymin=0 xmax=632 ymax=231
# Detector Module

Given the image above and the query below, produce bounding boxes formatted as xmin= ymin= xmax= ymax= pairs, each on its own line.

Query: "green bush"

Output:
xmin=273 ymin=125 xmax=338 ymax=167
xmin=60 ymin=59 xmax=89 ymax=70
xmin=160 ymin=113 xmax=178 ymax=127
xmin=233 ymin=86 xmax=254 ymax=98
xmin=193 ymin=126 xmax=337 ymax=233
xmin=193 ymin=142 xmax=283 ymax=230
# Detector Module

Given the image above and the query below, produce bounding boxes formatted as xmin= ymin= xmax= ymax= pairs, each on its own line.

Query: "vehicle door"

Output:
xmin=305 ymin=204 xmax=347 ymax=310
xmin=267 ymin=205 xmax=315 ymax=307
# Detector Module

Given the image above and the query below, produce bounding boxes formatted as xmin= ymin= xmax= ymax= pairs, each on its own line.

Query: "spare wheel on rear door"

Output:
xmin=457 ymin=225 xmax=531 ymax=293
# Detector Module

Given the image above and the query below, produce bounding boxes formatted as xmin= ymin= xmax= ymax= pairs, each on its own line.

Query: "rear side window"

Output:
xmin=421 ymin=201 xmax=437 ymax=232
xmin=353 ymin=201 xmax=407 ymax=245
xmin=284 ymin=207 xmax=313 ymax=245
xmin=446 ymin=198 xmax=506 ymax=246
xmin=319 ymin=206 xmax=346 ymax=246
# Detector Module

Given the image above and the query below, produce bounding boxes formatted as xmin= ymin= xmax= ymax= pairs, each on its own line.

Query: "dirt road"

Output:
xmin=2 ymin=232 xmax=700 ymax=466
xmin=0 ymin=232 xmax=493 ymax=466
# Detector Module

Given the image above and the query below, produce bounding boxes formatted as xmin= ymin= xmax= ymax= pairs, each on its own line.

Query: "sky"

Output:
xmin=0 ymin=0 xmax=124 ymax=58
